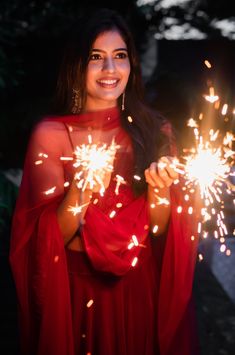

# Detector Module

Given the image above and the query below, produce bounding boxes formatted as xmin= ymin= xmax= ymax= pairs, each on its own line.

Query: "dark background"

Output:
xmin=0 ymin=1 xmax=235 ymax=354
xmin=1 ymin=0 xmax=235 ymax=168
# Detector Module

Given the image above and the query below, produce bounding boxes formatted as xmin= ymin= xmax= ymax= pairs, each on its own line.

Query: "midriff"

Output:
xmin=66 ymin=235 xmax=85 ymax=252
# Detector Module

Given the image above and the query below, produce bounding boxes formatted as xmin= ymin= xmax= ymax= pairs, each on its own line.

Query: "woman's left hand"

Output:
xmin=144 ymin=156 xmax=179 ymax=189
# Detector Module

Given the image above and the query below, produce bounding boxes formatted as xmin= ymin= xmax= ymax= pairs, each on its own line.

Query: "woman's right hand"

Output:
xmin=74 ymin=167 xmax=112 ymax=194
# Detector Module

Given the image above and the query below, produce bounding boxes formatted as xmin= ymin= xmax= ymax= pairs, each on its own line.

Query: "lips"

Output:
xmin=96 ymin=78 xmax=120 ymax=88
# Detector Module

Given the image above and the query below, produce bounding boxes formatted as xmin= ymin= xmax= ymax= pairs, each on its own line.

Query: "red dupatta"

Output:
xmin=10 ymin=106 xmax=199 ymax=354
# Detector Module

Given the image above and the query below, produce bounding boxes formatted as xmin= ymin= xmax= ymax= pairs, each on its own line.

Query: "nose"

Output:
xmin=102 ymin=57 xmax=116 ymax=72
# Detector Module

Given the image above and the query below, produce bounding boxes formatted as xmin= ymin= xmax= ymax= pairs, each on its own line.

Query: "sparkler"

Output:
xmin=60 ymin=135 xmax=121 ymax=216
xmin=38 ymin=137 xmax=120 ymax=221
xmin=179 ymin=127 xmax=234 ymax=244
xmin=174 ymin=73 xmax=235 ymax=255
xmin=182 ymin=130 xmax=233 ymax=202
xmin=73 ymin=136 xmax=120 ymax=195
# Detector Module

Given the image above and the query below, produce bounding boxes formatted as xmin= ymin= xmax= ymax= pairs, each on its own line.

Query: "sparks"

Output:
xmin=67 ymin=201 xmax=90 ymax=216
xmin=116 ymin=202 xmax=123 ymax=208
xmin=86 ymin=299 xmax=94 ymax=308
xmin=133 ymin=175 xmax=141 ymax=181
xmin=132 ymin=235 xmax=139 ymax=246
xmin=198 ymin=253 xmax=204 ymax=262
xmin=114 ymin=174 xmax=126 ymax=195
xmin=35 ymin=160 xmax=43 ymax=165
xmin=109 ymin=210 xmax=116 ymax=218
xmin=204 ymin=60 xmax=212 ymax=68
xmin=38 ymin=152 xmax=48 ymax=158
xmin=44 ymin=186 xmax=56 ymax=195
xmin=187 ymin=118 xmax=198 ymax=128
xmin=184 ymin=141 xmax=231 ymax=200
xmin=73 ymin=137 xmax=119 ymax=194
xmin=177 ymin=206 xmax=183 ymax=213
xmin=131 ymin=257 xmax=138 ymax=267
xmin=203 ymin=86 xmax=219 ymax=103
xmin=152 ymin=225 xmax=159 ymax=234
xmin=177 ymin=77 xmax=235 ymax=253
xmin=155 ymin=196 xmax=170 ymax=206
xmin=179 ymin=130 xmax=234 ymax=242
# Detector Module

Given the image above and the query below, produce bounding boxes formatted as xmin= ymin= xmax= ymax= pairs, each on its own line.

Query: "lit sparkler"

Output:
xmin=73 ymin=136 xmax=120 ymax=194
xmin=182 ymin=132 xmax=233 ymax=202
xmin=61 ymin=136 xmax=121 ymax=216
xmin=175 ymin=81 xmax=235 ymax=252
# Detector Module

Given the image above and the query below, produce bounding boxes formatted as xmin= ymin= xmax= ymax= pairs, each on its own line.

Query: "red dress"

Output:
xmin=10 ymin=107 xmax=199 ymax=354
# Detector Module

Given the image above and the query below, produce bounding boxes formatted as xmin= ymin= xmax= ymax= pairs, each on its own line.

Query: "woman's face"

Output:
xmin=85 ymin=30 xmax=130 ymax=111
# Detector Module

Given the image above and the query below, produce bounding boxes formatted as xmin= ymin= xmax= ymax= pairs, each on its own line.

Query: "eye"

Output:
xmin=89 ymin=53 xmax=102 ymax=61
xmin=115 ymin=52 xmax=128 ymax=59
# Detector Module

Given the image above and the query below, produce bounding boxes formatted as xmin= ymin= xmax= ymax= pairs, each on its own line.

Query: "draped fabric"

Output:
xmin=9 ymin=106 xmax=199 ymax=354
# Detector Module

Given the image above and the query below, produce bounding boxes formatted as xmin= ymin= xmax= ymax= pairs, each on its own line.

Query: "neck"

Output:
xmin=84 ymin=98 xmax=118 ymax=112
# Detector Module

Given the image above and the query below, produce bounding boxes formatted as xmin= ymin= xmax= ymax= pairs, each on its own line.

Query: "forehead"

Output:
xmin=92 ymin=30 xmax=127 ymax=50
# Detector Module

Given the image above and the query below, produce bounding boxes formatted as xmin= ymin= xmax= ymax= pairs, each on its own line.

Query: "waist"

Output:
xmin=65 ymin=238 xmax=152 ymax=277
xmin=66 ymin=234 xmax=84 ymax=251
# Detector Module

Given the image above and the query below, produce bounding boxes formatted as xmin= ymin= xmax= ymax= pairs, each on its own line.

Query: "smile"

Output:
xmin=97 ymin=79 xmax=119 ymax=88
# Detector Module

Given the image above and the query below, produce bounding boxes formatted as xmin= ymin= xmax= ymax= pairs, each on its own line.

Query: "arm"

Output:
xmin=57 ymin=161 xmax=113 ymax=244
xmin=56 ymin=179 xmax=92 ymax=244
xmin=28 ymin=121 xmax=91 ymax=244
xmin=144 ymin=157 xmax=179 ymax=235
xmin=29 ymin=120 xmax=113 ymax=245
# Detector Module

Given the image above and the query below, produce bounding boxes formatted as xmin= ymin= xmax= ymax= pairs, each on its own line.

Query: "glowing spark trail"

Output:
xmin=73 ymin=138 xmax=120 ymax=194
xmin=175 ymin=88 xmax=235 ymax=252
xmin=114 ymin=174 xmax=126 ymax=195
xmin=183 ymin=137 xmax=231 ymax=201
xmin=44 ymin=186 xmax=56 ymax=195
xmin=67 ymin=201 xmax=90 ymax=216
xmin=203 ymin=86 xmax=219 ymax=103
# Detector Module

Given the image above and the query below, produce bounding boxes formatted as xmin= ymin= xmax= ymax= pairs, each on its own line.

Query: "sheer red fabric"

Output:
xmin=10 ymin=107 xmax=199 ymax=354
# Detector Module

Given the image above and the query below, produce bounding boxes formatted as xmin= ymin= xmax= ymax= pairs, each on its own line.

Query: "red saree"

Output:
xmin=10 ymin=107 xmax=199 ymax=354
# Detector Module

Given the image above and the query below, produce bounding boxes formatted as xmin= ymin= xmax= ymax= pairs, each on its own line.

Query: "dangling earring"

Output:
xmin=72 ymin=88 xmax=82 ymax=113
xmin=121 ymin=92 xmax=125 ymax=111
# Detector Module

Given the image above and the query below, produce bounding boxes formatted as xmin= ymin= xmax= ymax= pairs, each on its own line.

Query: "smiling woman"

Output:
xmin=85 ymin=31 xmax=130 ymax=110
xmin=9 ymin=7 xmax=200 ymax=355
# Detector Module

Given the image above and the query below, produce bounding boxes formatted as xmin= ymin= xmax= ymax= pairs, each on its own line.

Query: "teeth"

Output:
xmin=98 ymin=80 xmax=117 ymax=84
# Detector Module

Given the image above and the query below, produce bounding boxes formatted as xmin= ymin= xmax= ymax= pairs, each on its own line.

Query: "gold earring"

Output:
xmin=72 ymin=88 xmax=82 ymax=113
xmin=121 ymin=92 xmax=125 ymax=111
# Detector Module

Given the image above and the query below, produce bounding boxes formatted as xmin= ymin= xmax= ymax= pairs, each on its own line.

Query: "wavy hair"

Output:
xmin=54 ymin=8 xmax=172 ymax=194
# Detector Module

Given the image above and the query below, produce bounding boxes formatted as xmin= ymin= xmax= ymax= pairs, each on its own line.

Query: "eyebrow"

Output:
xmin=91 ymin=48 xmax=128 ymax=53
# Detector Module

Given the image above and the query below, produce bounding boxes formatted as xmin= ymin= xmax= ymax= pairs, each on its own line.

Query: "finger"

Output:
xmin=159 ymin=156 xmax=179 ymax=180
xmin=150 ymin=160 xmax=174 ymax=188
xmin=158 ymin=167 xmax=174 ymax=187
xmin=149 ymin=162 xmax=168 ymax=188
xmin=144 ymin=169 xmax=157 ymax=187
xmin=145 ymin=168 xmax=165 ymax=188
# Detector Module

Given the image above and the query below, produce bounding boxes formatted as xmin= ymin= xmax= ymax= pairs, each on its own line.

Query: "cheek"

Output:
xmin=119 ymin=63 xmax=130 ymax=83
xmin=87 ymin=64 xmax=101 ymax=79
xmin=86 ymin=66 xmax=99 ymax=90
xmin=119 ymin=61 xmax=130 ymax=73
xmin=86 ymin=63 xmax=102 ymax=79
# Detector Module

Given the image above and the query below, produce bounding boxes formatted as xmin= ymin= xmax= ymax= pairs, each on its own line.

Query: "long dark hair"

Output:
xmin=54 ymin=8 xmax=172 ymax=194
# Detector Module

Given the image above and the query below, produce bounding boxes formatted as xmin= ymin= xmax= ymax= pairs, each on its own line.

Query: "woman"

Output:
xmin=10 ymin=8 xmax=199 ymax=355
